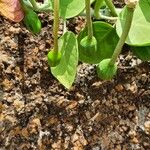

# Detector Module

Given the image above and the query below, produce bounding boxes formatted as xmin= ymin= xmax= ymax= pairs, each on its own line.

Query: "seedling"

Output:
xmin=79 ymin=0 xmax=98 ymax=64
xmin=97 ymin=0 xmax=137 ymax=79
xmin=1 ymin=0 xmax=149 ymax=89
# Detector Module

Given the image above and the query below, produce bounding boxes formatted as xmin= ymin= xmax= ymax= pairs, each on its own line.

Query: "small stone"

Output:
xmin=85 ymin=111 xmax=91 ymax=119
xmin=0 ymin=52 xmax=10 ymax=63
xmin=65 ymin=123 xmax=74 ymax=132
xmin=143 ymin=142 xmax=150 ymax=147
xmin=124 ymin=82 xmax=137 ymax=93
xmin=9 ymin=26 xmax=21 ymax=33
xmin=2 ymin=79 xmax=14 ymax=91
xmin=90 ymin=112 xmax=101 ymax=122
xmin=115 ymin=84 xmax=124 ymax=92
xmin=92 ymin=81 xmax=102 ymax=87
xmin=92 ymin=146 xmax=100 ymax=150
xmin=131 ymin=137 xmax=138 ymax=144
xmin=0 ymin=102 xmax=3 ymax=112
xmin=28 ymin=118 xmax=41 ymax=134
xmin=114 ymin=104 xmax=119 ymax=110
xmin=128 ymin=105 xmax=136 ymax=111
xmin=129 ymin=82 xmax=138 ymax=93
xmin=13 ymin=99 xmax=24 ymax=111
xmin=144 ymin=121 xmax=150 ymax=134
xmin=121 ymin=125 xmax=128 ymax=132
xmin=147 ymin=113 xmax=150 ymax=119
xmin=128 ymin=130 xmax=136 ymax=138
xmin=21 ymin=128 xmax=29 ymax=138
xmin=78 ymin=100 xmax=84 ymax=104
xmin=115 ymin=145 xmax=122 ymax=150
xmin=39 ymin=44 xmax=45 ymax=51
xmin=76 ymin=92 xmax=84 ymax=100
xmin=66 ymin=101 xmax=78 ymax=110
xmin=51 ymin=140 xmax=61 ymax=149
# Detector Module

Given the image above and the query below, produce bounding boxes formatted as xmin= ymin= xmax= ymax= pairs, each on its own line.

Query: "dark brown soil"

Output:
xmin=0 ymin=10 xmax=150 ymax=150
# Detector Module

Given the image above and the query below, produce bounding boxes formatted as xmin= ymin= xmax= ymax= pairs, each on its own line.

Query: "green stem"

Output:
xmin=100 ymin=14 xmax=117 ymax=21
xmin=80 ymin=9 xmax=118 ymax=21
xmin=94 ymin=0 xmax=104 ymax=19
xmin=104 ymin=0 xmax=118 ymax=17
xmin=85 ymin=0 xmax=93 ymax=40
xmin=63 ymin=20 xmax=67 ymax=34
xmin=29 ymin=0 xmax=38 ymax=8
xmin=28 ymin=0 xmax=51 ymax=12
xmin=20 ymin=0 xmax=31 ymax=13
xmin=53 ymin=0 xmax=59 ymax=53
xmin=109 ymin=7 xmax=134 ymax=66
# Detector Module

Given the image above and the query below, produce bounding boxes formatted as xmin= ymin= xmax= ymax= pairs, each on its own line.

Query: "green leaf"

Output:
xmin=131 ymin=46 xmax=150 ymax=61
xmin=116 ymin=0 xmax=150 ymax=46
xmin=78 ymin=21 xmax=119 ymax=64
xmin=23 ymin=10 xmax=41 ymax=34
xmin=51 ymin=31 xmax=78 ymax=89
xmin=51 ymin=0 xmax=94 ymax=19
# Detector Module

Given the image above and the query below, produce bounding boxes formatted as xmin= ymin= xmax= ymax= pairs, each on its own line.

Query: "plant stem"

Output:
xmin=53 ymin=0 xmax=59 ymax=53
xmin=20 ymin=0 xmax=31 ymax=13
xmin=29 ymin=0 xmax=38 ymax=8
xmin=104 ymin=0 xmax=117 ymax=17
xmin=29 ymin=0 xmax=51 ymax=12
xmin=85 ymin=0 xmax=93 ymax=40
xmin=94 ymin=0 xmax=104 ymax=19
xmin=100 ymin=14 xmax=117 ymax=21
xmin=63 ymin=20 xmax=67 ymax=34
xmin=109 ymin=7 xmax=134 ymax=66
xmin=81 ymin=9 xmax=118 ymax=21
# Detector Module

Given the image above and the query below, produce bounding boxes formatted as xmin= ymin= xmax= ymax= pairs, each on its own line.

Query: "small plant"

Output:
xmin=97 ymin=0 xmax=137 ymax=79
xmin=0 ymin=0 xmax=150 ymax=89
xmin=79 ymin=0 xmax=98 ymax=64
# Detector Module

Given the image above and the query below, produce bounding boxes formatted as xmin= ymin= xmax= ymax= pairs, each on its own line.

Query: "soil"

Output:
xmin=0 ymin=3 xmax=150 ymax=150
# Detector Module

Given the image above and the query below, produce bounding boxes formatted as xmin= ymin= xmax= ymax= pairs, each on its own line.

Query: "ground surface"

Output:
xmin=0 ymin=3 xmax=150 ymax=150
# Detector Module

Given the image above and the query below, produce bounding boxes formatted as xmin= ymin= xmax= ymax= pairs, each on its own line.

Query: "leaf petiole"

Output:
xmin=94 ymin=0 xmax=104 ymax=19
xmin=85 ymin=0 xmax=93 ymax=40
xmin=104 ymin=0 xmax=118 ymax=17
xmin=53 ymin=0 xmax=59 ymax=53
xmin=29 ymin=0 xmax=51 ymax=12
xmin=109 ymin=5 xmax=135 ymax=66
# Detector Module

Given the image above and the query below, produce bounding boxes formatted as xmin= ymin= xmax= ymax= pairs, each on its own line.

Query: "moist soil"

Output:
xmin=0 ymin=5 xmax=150 ymax=150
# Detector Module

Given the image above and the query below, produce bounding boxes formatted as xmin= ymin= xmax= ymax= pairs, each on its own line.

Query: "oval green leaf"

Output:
xmin=51 ymin=31 xmax=78 ymax=89
xmin=23 ymin=10 xmax=41 ymax=34
xmin=116 ymin=0 xmax=150 ymax=46
xmin=78 ymin=21 xmax=119 ymax=64
xmin=51 ymin=0 xmax=94 ymax=19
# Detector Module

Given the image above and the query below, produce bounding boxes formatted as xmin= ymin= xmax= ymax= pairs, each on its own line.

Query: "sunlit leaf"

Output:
xmin=116 ymin=0 xmax=150 ymax=46
xmin=51 ymin=0 xmax=95 ymax=19
xmin=78 ymin=22 xmax=119 ymax=64
xmin=51 ymin=31 xmax=79 ymax=89
xmin=0 ymin=0 xmax=24 ymax=22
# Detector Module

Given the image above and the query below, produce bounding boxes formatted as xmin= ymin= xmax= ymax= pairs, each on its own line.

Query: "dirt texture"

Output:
xmin=0 ymin=7 xmax=150 ymax=150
